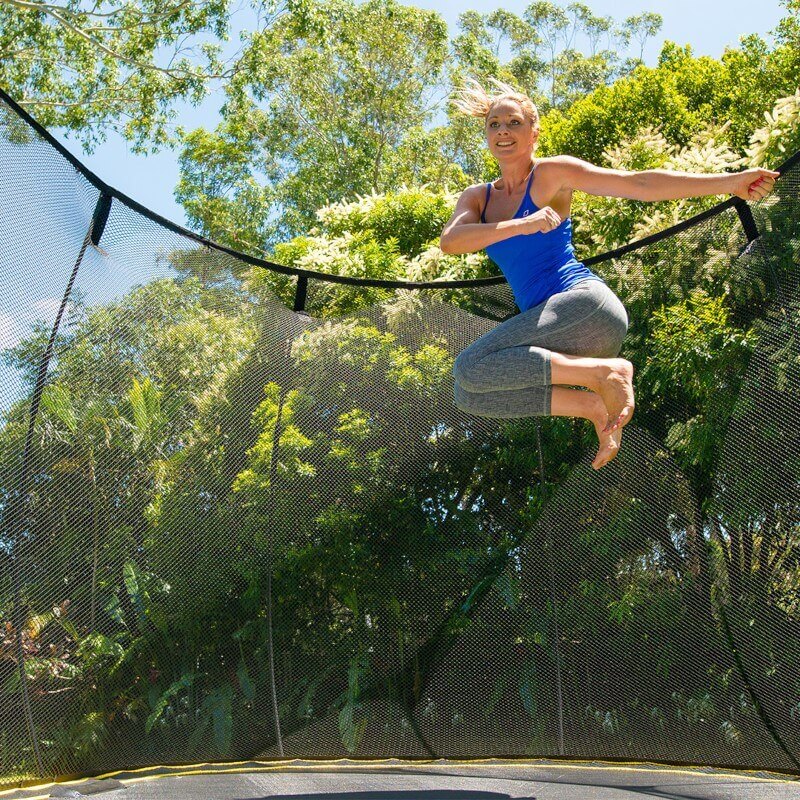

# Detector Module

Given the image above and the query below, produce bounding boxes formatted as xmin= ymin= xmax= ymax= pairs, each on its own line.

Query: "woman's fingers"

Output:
xmin=747 ymin=171 xmax=779 ymax=200
xmin=749 ymin=182 xmax=772 ymax=199
xmin=530 ymin=206 xmax=562 ymax=233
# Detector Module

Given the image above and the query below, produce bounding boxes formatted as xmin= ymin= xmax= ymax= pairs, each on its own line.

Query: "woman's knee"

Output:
xmin=453 ymin=350 xmax=480 ymax=390
xmin=610 ymin=309 xmax=629 ymax=356
xmin=596 ymin=300 xmax=629 ymax=357
xmin=453 ymin=381 xmax=469 ymax=412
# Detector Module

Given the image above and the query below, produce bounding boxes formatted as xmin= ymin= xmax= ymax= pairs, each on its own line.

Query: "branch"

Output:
xmin=3 ymin=0 xmax=208 ymax=80
xmin=20 ymin=96 xmax=140 ymax=109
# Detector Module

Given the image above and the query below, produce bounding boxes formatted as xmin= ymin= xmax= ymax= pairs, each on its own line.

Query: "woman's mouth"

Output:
xmin=496 ymin=140 xmax=515 ymax=149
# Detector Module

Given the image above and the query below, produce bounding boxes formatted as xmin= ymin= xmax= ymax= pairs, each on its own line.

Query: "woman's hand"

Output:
xmin=520 ymin=205 xmax=562 ymax=234
xmin=729 ymin=168 xmax=780 ymax=202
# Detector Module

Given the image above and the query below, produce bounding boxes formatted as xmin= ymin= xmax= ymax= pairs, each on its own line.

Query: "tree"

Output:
xmin=175 ymin=0 xmax=450 ymax=249
xmin=619 ymin=12 xmax=663 ymax=65
xmin=0 ymin=0 xmax=234 ymax=151
xmin=449 ymin=3 xmax=660 ymax=114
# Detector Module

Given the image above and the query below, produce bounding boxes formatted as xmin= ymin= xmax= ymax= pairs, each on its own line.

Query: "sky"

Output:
xmin=48 ymin=0 xmax=788 ymax=229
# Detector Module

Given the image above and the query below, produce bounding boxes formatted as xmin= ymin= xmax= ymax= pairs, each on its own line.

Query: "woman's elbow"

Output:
xmin=439 ymin=231 xmax=456 ymax=254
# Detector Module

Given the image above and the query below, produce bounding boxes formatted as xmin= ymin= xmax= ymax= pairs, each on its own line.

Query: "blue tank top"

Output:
xmin=481 ymin=168 xmax=603 ymax=311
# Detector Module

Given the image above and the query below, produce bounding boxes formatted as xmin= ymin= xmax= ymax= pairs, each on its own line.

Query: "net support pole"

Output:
xmin=732 ymin=198 xmax=760 ymax=242
xmin=293 ymin=276 xmax=308 ymax=313
xmin=534 ymin=421 xmax=566 ymax=757
xmin=733 ymin=196 xmax=790 ymax=310
xmin=6 ymin=192 xmax=112 ymax=778
xmin=263 ymin=339 xmax=291 ymax=757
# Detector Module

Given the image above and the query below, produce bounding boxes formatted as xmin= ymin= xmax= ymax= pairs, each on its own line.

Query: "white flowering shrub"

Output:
xmin=316 ymin=185 xmax=460 ymax=258
xmin=249 ymin=182 xmax=497 ymax=318
xmin=572 ymin=123 xmax=743 ymax=255
xmin=745 ymin=89 xmax=800 ymax=167
xmin=603 ymin=127 xmax=674 ymax=172
xmin=276 ymin=232 xmax=408 ymax=281
xmin=406 ymin=245 xmax=488 ymax=282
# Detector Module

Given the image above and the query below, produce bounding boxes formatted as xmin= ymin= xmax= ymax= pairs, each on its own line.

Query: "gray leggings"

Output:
xmin=453 ymin=279 xmax=629 ymax=418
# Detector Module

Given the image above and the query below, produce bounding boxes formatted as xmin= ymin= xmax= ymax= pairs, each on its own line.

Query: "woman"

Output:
xmin=441 ymin=78 xmax=779 ymax=470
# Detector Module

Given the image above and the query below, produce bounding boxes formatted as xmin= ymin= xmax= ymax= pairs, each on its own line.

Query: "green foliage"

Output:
xmin=642 ymin=290 xmax=755 ymax=474
xmin=232 ymin=383 xmax=316 ymax=498
xmin=337 ymin=654 xmax=368 ymax=752
xmin=246 ymin=184 xmax=494 ymax=316
xmin=146 ymin=672 xmax=201 ymax=733
xmin=176 ymin=0 xmax=450 ymax=246
xmin=317 ymin=186 xmax=458 ymax=258
xmin=542 ymin=34 xmax=800 ymax=165
xmin=542 ymin=59 xmax=711 ymax=162
xmin=571 ymin=123 xmax=743 ymax=255
xmin=0 ymin=0 xmax=230 ymax=152
xmin=3 ymin=1 xmax=800 ymax=783
xmin=746 ymin=90 xmax=800 ymax=167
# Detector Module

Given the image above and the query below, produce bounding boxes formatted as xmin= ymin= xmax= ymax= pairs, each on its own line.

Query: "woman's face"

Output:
xmin=485 ymin=98 xmax=538 ymax=162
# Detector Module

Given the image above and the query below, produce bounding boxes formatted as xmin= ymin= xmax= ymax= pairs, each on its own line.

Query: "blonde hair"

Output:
xmin=451 ymin=77 xmax=540 ymax=130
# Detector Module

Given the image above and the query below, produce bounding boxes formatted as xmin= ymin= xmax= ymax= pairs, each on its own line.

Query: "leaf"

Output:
xmin=40 ymin=384 xmax=78 ymax=433
xmin=123 ymin=560 xmax=148 ymax=631
xmin=76 ymin=633 xmax=125 ymax=667
xmin=145 ymin=672 xmax=200 ymax=734
xmin=25 ymin=609 xmax=55 ymax=639
xmin=204 ymin=685 xmax=234 ymax=754
xmin=237 ymin=661 xmax=256 ymax=703
xmin=338 ymin=702 xmax=367 ymax=753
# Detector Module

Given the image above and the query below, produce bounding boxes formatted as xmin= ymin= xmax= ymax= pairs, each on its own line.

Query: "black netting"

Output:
xmin=1 ymin=88 xmax=799 ymax=791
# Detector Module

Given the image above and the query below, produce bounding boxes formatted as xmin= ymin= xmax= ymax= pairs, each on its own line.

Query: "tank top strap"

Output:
xmin=480 ymin=167 xmax=534 ymax=223
xmin=480 ymin=182 xmax=492 ymax=223
xmin=517 ymin=167 xmax=537 ymax=217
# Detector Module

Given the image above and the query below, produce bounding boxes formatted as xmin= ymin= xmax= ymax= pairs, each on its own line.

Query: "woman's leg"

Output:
xmin=453 ymin=382 xmax=622 ymax=469
xmin=551 ymin=386 xmax=623 ymax=470
xmin=452 ymin=280 xmax=631 ymax=468
xmin=550 ymin=352 xmax=635 ymax=432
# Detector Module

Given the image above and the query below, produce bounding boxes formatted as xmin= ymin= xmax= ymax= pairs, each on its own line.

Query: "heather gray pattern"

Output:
xmin=453 ymin=279 xmax=628 ymax=418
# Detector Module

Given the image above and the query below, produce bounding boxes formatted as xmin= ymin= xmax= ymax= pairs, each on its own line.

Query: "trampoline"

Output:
xmin=2 ymin=760 xmax=799 ymax=800
xmin=1 ymin=85 xmax=800 ymax=799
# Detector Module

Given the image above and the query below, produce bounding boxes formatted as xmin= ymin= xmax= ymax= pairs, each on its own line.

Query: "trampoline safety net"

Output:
xmin=1 ymin=88 xmax=799 ymax=791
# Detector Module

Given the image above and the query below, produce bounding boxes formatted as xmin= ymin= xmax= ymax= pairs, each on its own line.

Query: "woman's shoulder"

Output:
xmin=454 ymin=181 xmax=492 ymax=207
xmin=534 ymin=155 xmax=590 ymax=193
xmin=534 ymin=154 xmax=585 ymax=172
xmin=460 ymin=180 xmax=492 ymax=195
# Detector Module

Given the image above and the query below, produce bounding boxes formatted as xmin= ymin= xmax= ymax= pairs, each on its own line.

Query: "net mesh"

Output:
xmin=1 ymin=90 xmax=799 ymax=789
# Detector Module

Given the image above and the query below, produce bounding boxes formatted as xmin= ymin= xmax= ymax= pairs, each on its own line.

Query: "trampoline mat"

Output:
xmin=4 ymin=761 xmax=800 ymax=800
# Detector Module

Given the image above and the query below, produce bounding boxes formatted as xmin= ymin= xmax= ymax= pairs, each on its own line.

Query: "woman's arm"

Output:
xmin=440 ymin=185 xmax=562 ymax=255
xmin=552 ymin=155 xmax=779 ymax=203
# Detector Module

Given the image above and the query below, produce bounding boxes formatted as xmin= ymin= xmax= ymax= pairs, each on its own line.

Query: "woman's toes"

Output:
xmin=592 ymin=428 xmax=622 ymax=469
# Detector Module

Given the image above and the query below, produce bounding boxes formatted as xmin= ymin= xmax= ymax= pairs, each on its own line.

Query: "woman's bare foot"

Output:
xmin=549 ymin=385 xmax=624 ymax=469
xmin=589 ymin=401 xmax=623 ymax=469
xmin=595 ymin=359 xmax=635 ymax=433
xmin=592 ymin=421 xmax=623 ymax=470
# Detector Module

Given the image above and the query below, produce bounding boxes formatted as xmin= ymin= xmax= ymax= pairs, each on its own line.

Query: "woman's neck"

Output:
xmin=495 ymin=156 xmax=535 ymax=196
